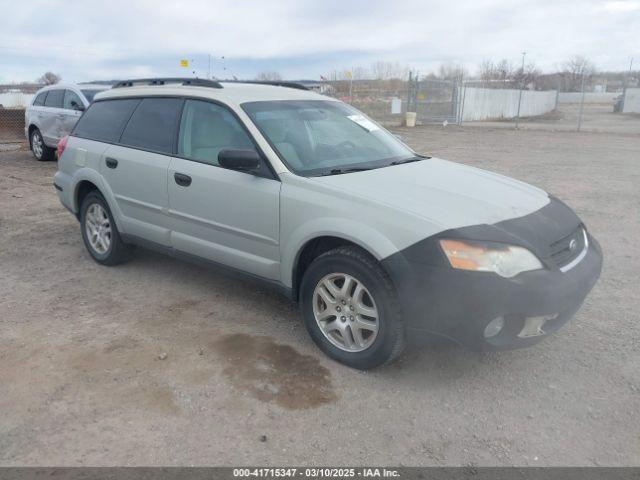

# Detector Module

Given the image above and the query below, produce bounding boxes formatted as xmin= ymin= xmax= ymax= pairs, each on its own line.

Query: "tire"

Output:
xmin=30 ymin=128 xmax=55 ymax=161
xmin=300 ymin=246 xmax=405 ymax=369
xmin=80 ymin=191 xmax=131 ymax=265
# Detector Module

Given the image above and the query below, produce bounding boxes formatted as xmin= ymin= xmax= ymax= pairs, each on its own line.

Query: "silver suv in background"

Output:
xmin=25 ymin=83 xmax=110 ymax=161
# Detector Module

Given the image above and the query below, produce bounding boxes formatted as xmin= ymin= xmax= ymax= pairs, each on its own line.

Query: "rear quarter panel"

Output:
xmin=55 ymin=137 xmax=125 ymax=231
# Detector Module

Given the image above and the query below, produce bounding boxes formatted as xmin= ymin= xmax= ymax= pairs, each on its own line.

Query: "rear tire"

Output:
xmin=30 ymin=128 xmax=55 ymax=161
xmin=80 ymin=191 xmax=131 ymax=265
xmin=300 ymin=246 xmax=405 ymax=369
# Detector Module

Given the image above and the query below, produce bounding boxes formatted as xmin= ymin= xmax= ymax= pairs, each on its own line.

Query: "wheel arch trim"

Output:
xmin=71 ymin=169 xmax=126 ymax=233
xmin=282 ymin=218 xmax=399 ymax=290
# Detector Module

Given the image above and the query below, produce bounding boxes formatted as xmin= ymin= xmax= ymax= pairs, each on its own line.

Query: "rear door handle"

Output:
xmin=174 ymin=172 xmax=192 ymax=187
xmin=105 ymin=157 xmax=118 ymax=169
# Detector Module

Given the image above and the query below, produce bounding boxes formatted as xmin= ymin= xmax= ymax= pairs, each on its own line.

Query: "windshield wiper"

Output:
xmin=389 ymin=155 xmax=430 ymax=166
xmin=320 ymin=167 xmax=375 ymax=176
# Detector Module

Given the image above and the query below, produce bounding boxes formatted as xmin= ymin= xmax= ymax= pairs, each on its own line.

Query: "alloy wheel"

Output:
xmin=31 ymin=131 xmax=43 ymax=159
xmin=85 ymin=203 xmax=112 ymax=254
xmin=312 ymin=273 xmax=379 ymax=352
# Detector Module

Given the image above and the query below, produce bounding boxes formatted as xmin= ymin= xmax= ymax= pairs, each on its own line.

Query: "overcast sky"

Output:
xmin=0 ymin=0 xmax=638 ymax=83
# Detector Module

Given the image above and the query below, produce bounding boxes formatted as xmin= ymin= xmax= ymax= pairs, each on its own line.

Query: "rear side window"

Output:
xmin=44 ymin=89 xmax=64 ymax=108
xmin=120 ymin=98 xmax=182 ymax=154
xmin=73 ymin=99 xmax=140 ymax=143
xmin=33 ymin=91 xmax=48 ymax=106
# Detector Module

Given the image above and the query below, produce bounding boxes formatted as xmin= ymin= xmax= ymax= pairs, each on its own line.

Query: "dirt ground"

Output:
xmin=466 ymin=103 xmax=640 ymax=135
xmin=0 ymin=126 xmax=638 ymax=466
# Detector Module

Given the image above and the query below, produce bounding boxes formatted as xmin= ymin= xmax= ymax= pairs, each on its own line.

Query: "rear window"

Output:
xmin=73 ymin=99 xmax=140 ymax=143
xmin=43 ymin=89 xmax=64 ymax=108
xmin=33 ymin=91 xmax=48 ymax=106
xmin=120 ymin=98 xmax=182 ymax=154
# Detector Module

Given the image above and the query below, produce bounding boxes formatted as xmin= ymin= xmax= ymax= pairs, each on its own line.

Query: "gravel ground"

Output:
xmin=0 ymin=127 xmax=638 ymax=466
xmin=464 ymin=103 xmax=640 ymax=135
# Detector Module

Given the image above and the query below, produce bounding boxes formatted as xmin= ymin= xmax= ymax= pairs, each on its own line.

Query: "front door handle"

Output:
xmin=105 ymin=157 xmax=118 ymax=169
xmin=174 ymin=172 xmax=192 ymax=187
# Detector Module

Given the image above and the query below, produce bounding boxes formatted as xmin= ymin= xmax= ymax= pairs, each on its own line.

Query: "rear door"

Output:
xmin=168 ymin=99 xmax=281 ymax=280
xmin=100 ymin=97 xmax=182 ymax=246
xmin=28 ymin=91 xmax=48 ymax=137
xmin=60 ymin=89 xmax=84 ymax=138
xmin=41 ymin=88 xmax=65 ymax=145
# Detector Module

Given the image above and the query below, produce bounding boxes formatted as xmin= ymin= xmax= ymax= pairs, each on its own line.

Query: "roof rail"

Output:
xmin=113 ymin=78 xmax=223 ymax=89
xmin=224 ymin=80 xmax=310 ymax=91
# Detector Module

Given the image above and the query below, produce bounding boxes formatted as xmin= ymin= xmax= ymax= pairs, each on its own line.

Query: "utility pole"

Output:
xmin=515 ymin=51 xmax=526 ymax=129
xmin=208 ymin=54 xmax=212 ymax=80
xmin=577 ymin=65 xmax=587 ymax=132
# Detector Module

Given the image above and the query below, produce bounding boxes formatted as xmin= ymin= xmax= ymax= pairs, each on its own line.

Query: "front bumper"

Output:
xmin=385 ymin=233 xmax=603 ymax=351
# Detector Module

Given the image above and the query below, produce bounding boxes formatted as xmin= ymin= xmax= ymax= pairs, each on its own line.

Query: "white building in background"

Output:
xmin=622 ymin=88 xmax=640 ymax=113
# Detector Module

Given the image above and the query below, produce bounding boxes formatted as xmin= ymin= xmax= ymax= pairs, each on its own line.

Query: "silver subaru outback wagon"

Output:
xmin=54 ymin=78 xmax=602 ymax=369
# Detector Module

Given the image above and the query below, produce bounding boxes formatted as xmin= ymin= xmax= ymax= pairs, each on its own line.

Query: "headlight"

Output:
xmin=439 ymin=239 xmax=543 ymax=278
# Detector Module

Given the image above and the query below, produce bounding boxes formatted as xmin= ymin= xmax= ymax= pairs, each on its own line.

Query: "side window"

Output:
xmin=73 ymin=99 xmax=140 ymax=143
xmin=43 ymin=89 xmax=64 ymax=108
xmin=63 ymin=90 xmax=84 ymax=111
xmin=120 ymin=98 xmax=182 ymax=154
xmin=33 ymin=91 xmax=48 ymax=106
xmin=178 ymin=100 xmax=254 ymax=165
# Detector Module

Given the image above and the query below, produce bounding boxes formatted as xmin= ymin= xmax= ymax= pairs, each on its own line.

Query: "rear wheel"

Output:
xmin=80 ymin=191 xmax=131 ymax=265
xmin=30 ymin=128 xmax=55 ymax=161
xmin=300 ymin=246 xmax=405 ymax=369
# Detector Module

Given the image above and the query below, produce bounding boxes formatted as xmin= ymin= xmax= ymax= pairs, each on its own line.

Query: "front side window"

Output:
xmin=63 ymin=90 xmax=83 ymax=110
xmin=120 ymin=98 xmax=182 ymax=154
xmin=33 ymin=91 xmax=48 ymax=106
xmin=43 ymin=89 xmax=64 ymax=108
xmin=73 ymin=99 xmax=140 ymax=143
xmin=242 ymin=100 xmax=416 ymax=176
xmin=178 ymin=99 xmax=254 ymax=165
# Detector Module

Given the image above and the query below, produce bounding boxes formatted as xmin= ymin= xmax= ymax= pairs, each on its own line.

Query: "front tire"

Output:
xmin=300 ymin=246 xmax=405 ymax=369
xmin=30 ymin=128 xmax=55 ymax=161
xmin=80 ymin=191 xmax=131 ymax=265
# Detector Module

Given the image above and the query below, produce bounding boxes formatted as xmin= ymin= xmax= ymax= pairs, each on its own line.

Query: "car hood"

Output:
xmin=311 ymin=158 xmax=550 ymax=229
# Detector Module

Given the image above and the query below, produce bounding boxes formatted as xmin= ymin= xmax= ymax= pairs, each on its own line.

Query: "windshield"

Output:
xmin=242 ymin=100 xmax=417 ymax=176
xmin=80 ymin=89 xmax=107 ymax=103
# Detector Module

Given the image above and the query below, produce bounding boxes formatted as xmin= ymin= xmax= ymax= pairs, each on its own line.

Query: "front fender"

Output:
xmin=280 ymin=217 xmax=399 ymax=288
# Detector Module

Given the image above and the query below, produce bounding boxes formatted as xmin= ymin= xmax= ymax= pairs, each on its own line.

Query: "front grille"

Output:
xmin=549 ymin=226 xmax=586 ymax=268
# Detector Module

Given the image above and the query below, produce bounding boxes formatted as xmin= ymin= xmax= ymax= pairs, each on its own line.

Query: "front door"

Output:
xmin=60 ymin=89 xmax=84 ymax=137
xmin=167 ymin=99 xmax=281 ymax=280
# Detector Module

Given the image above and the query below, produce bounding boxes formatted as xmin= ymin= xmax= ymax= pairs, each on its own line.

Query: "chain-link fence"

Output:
xmin=0 ymin=108 xmax=26 ymax=144
xmin=322 ymin=77 xmax=639 ymax=134
xmin=1 ymin=78 xmax=637 ymax=145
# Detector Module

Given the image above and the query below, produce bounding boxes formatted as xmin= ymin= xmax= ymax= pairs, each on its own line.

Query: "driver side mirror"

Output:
xmin=218 ymin=149 xmax=261 ymax=173
xmin=71 ymin=101 xmax=85 ymax=112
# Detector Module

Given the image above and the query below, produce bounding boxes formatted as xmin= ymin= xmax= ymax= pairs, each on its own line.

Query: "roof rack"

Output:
xmin=111 ymin=78 xmax=309 ymax=91
xmin=224 ymin=80 xmax=310 ymax=91
xmin=113 ymin=78 xmax=223 ymax=89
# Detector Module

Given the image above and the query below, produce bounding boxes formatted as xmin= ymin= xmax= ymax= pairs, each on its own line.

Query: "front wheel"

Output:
xmin=30 ymin=128 xmax=55 ymax=161
xmin=300 ymin=246 xmax=405 ymax=369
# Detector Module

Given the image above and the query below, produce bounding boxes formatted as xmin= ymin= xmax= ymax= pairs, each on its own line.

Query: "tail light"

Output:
xmin=57 ymin=135 xmax=69 ymax=159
